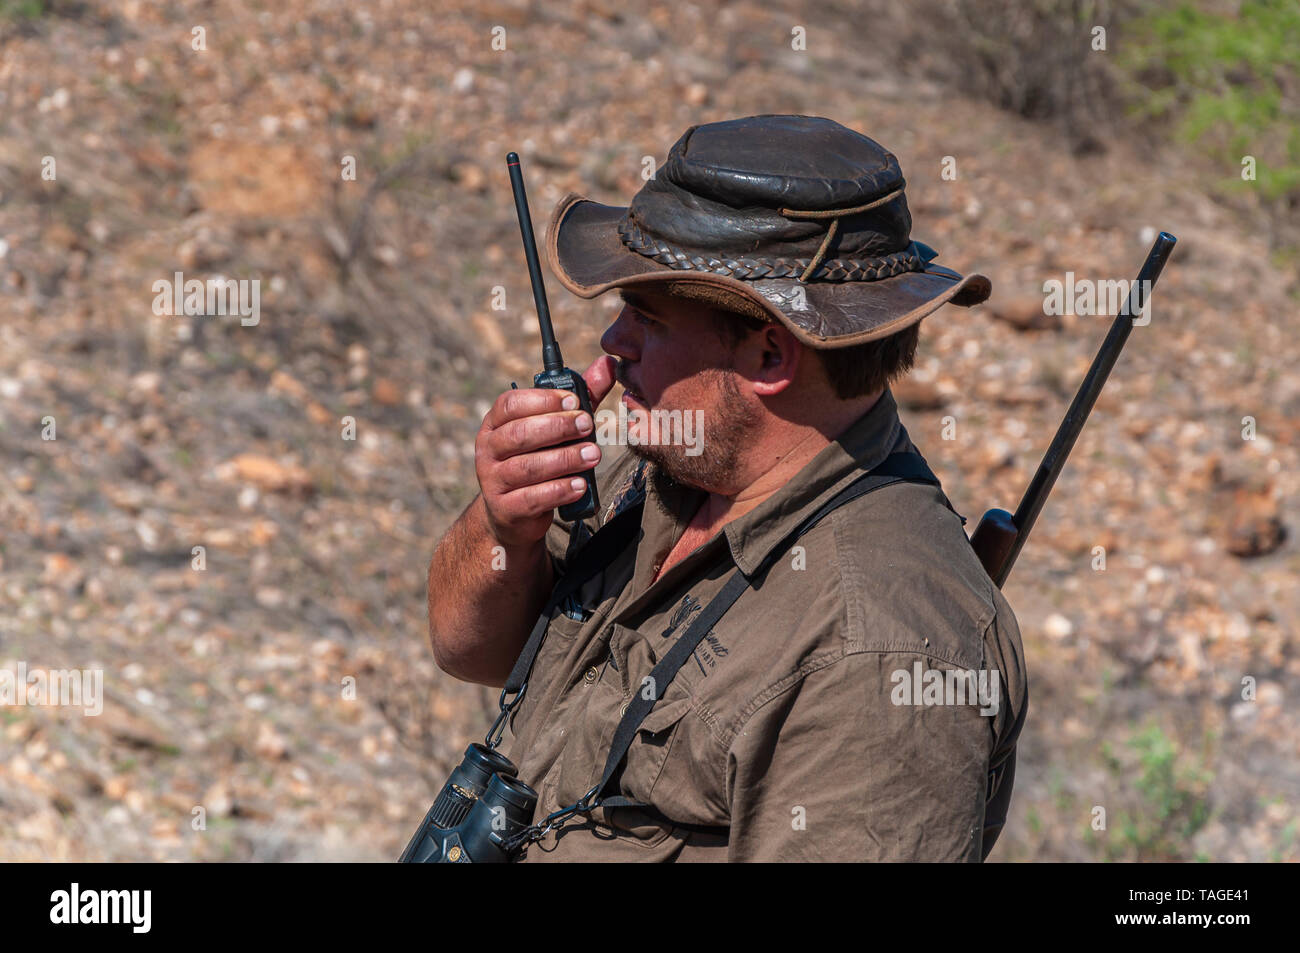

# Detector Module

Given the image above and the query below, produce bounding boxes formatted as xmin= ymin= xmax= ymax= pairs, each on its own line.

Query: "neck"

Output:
xmin=694 ymin=388 xmax=884 ymax=531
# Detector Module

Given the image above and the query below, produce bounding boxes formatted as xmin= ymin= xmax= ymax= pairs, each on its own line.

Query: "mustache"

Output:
xmin=615 ymin=360 xmax=641 ymax=396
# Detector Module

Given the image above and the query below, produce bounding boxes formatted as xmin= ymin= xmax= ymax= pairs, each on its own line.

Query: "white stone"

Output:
xmin=1043 ymin=613 xmax=1074 ymax=640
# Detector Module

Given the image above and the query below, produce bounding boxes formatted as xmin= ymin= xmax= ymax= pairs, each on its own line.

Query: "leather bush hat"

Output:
xmin=545 ymin=114 xmax=991 ymax=349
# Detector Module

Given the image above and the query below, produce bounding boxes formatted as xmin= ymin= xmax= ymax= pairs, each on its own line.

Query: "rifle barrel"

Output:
xmin=997 ymin=231 xmax=1177 ymax=586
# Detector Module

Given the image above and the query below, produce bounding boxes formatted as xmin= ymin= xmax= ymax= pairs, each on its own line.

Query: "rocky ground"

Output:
xmin=0 ymin=0 xmax=1295 ymax=861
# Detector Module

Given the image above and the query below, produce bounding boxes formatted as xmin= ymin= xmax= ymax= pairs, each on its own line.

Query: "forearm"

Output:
xmin=427 ymin=493 xmax=555 ymax=687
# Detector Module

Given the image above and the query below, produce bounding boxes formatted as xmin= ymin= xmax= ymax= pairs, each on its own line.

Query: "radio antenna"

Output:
xmin=506 ymin=152 xmax=563 ymax=372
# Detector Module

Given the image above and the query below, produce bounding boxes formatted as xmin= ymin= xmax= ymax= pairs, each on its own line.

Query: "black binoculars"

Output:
xmin=398 ymin=743 xmax=539 ymax=863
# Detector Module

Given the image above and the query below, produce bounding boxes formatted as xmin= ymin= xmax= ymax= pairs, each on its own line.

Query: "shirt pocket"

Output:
xmin=554 ymin=693 xmax=693 ymax=802
xmin=617 ymin=695 xmax=695 ymax=804
xmin=552 ymin=638 xmax=695 ymax=849
xmin=608 ymin=623 xmax=707 ymax=809
xmin=595 ymin=696 xmax=695 ymax=849
xmin=507 ymin=603 xmax=608 ymax=738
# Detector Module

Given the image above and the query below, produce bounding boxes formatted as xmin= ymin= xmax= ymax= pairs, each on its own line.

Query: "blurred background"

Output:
xmin=0 ymin=0 xmax=1295 ymax=861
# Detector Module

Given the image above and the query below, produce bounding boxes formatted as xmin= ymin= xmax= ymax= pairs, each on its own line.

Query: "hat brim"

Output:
xmin=545 ymin=192 xmax=991 ymax=349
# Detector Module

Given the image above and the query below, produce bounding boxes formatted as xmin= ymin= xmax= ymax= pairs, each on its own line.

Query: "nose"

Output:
xmin=600 ymin=305 xmax=642 ymax=362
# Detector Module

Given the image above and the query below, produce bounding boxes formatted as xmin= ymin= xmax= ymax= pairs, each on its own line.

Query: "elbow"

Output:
xmin=427 ymin=614 xmax=462 ymax=679
xmin=429 ymin=634 xmax=467 ymax=683
xmin=428 ymin=616 xmax=488 ymax=685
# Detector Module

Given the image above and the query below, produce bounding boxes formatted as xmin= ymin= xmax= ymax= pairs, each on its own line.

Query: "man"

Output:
xmin=428 ymin=115 xmax=1028 ymax=861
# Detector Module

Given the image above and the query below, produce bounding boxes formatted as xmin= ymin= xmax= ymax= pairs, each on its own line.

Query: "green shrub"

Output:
xmin=0 ymin=0 xmax=49 ymax=20
xmin=1122 ymin=1 xmax=1300 ymax=206
xmin=1097 ymin=720 xmax=1214 ymax=861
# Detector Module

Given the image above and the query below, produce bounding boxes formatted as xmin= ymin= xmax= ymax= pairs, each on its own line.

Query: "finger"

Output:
xmin=484 ymin=387 xmax=581 ymax=430
xmin=581 ymin=354 xmax=617 ymax=407
xmin=495 ymin=475 xmax=590 ymax=519
xmin=494 ymin=442 xmax=601 ymax=492
xmin=484 ymin=408 xmax=594 ymax=461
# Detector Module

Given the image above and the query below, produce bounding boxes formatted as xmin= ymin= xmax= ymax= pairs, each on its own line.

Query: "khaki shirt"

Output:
xmin=502 ymin=388 xmax=1027 ymax=861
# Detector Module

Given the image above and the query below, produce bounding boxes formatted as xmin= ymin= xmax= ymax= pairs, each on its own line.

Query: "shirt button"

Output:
xmin=583 ymin=666 xmax=599 ymax=683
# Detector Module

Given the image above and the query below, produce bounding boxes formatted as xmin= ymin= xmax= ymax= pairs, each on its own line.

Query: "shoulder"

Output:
xmin=828 ymin=478 xmax=1000 ymax=670
xmin=728 ymin=477 xmax=1028 ymax=778
xmin=749 ymin=477 xmax=1000 ymax=666
xmin=710 ymin=476 xmax=1011 ymax=741
xmin=722 ymin=475 xmax=1013 ymax=728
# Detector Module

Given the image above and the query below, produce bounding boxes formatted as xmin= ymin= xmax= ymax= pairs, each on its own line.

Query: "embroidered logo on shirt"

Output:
xmin=694 ymin=632 xmax=729 ymax=675
xmin=660 ymin=594 xmax=729 ymax=677
xmin=661 ymin=594 xmax=702 ymax=639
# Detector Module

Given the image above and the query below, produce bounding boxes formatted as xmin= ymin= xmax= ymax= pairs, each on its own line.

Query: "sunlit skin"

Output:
xmin=596 ymin=288 xmax=884 ymax=578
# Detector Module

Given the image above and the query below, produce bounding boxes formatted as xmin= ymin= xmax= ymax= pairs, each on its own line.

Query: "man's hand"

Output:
xmin=428 ymin=355 xmax=616 ymax=686
xmin=475 ymin=355 xmax=617 ymax=548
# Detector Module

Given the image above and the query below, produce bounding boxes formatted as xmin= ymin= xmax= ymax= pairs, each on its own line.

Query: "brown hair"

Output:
xmin=713 ymin=311 xmax=920 ymax=399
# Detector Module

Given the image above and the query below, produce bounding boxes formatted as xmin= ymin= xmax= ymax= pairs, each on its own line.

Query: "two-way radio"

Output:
xmin=505 ymin=152 xmax=600 ymax=522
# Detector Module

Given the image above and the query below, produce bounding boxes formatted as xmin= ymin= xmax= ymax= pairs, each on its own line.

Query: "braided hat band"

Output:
xmin=617 ymin=213 xmax=932 ymax=284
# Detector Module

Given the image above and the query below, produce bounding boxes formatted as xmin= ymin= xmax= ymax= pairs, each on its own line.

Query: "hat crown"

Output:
xmin=666 ymin=115 xmax=905 ymax=211
xmin=626 ymin=114 xmax=913 ymax=265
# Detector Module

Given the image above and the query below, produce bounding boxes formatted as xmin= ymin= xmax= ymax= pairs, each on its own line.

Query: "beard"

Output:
xmin=625 ymin=367 xmax=762 ymax=493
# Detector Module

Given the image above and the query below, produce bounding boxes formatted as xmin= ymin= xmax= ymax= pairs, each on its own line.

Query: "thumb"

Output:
xmin=581 ymin=354 xmax=617 ymax=406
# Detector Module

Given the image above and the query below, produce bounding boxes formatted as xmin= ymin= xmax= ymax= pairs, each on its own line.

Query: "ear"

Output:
xmin=751 ymin=323 xmax=801 ymax=397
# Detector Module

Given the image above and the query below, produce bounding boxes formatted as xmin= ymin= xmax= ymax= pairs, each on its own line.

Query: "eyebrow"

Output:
xmin=617 ymin=289 xmax=659 ymax=315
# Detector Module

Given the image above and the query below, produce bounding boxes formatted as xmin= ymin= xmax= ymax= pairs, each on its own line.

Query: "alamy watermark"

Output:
xmin=152 ymin=271 xmax=260 ymax=326
xmin=593 ymin=402 xmax=703 ymax=455
xmin=1042 ymin=274 xmax=1152 ymax=325
xmin=50 ymin=883 xmax=150 ymax=933
xmin=0 ymin=662 xmax=103 ymax=716
xmin=890 ymin=662 xmax=1000 ymax=716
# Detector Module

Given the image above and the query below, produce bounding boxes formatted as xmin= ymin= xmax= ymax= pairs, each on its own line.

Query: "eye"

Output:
xmin=630 ymin=307 xmax=655 ymax=326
